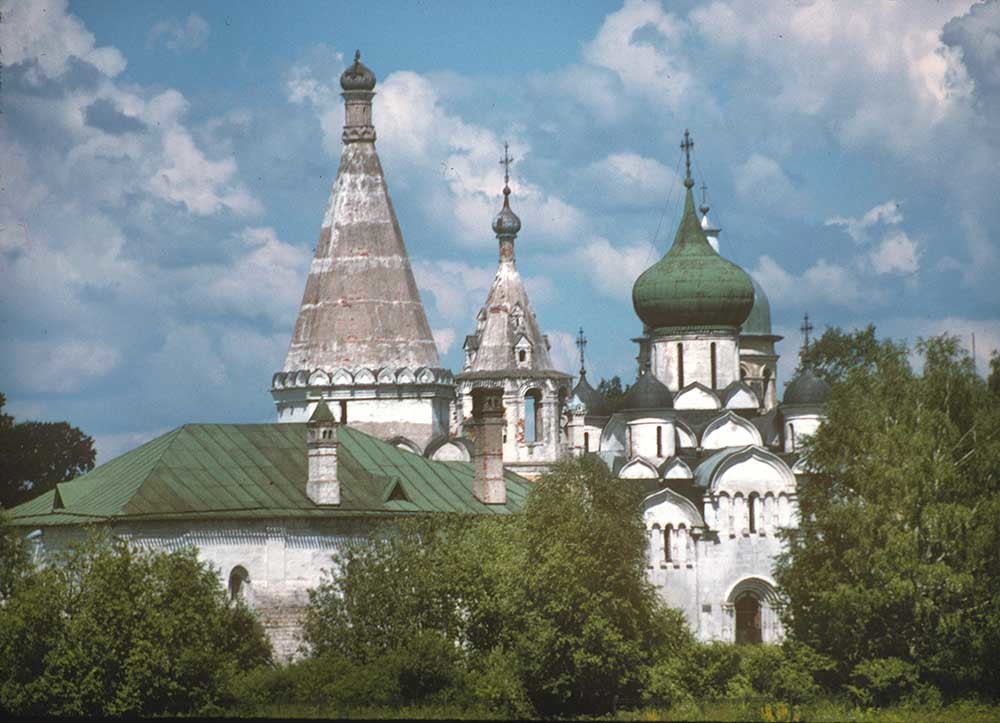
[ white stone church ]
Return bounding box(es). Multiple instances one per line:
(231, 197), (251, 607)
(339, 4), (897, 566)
(12, 54), (831, 657)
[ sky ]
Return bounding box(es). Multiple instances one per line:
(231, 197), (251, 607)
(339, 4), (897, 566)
(2, 0), (999, 464)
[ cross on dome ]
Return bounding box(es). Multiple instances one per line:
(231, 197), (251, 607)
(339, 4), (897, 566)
(576, 327), (588, 376)
(680, 129), (694, 188)
(499, 142), (514, 190)
(800, 313), (814, 355)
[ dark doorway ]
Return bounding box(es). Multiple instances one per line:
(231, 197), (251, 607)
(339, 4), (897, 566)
(735, 592), (762, 644)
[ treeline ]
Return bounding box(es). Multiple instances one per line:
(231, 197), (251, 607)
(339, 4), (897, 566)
(1, 331), (999, 719)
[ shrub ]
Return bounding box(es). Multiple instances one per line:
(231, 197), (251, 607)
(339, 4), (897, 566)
(846, 658), (921, 708)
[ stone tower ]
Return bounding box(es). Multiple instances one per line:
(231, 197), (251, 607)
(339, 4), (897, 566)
(271, 52), (454, 449)
(455, 146), (572, 478)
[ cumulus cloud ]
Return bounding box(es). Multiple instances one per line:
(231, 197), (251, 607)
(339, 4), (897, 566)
(575, 237), (658, 298)
(826, 200), (903, 243)
(0, 0), (126, 82)
(870, 231), (921, 275)
(751, 255), (874, 311)
(11, 340), (120, 393)
(412, 260), (496, 323)
(432, 328), (456, 355)
(732, 154), (804, 214)
(546, 330), (581, 376)
(580, 152), (680, 208)
(148, 13), (210, 52)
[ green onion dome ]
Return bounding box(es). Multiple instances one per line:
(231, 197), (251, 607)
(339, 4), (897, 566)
(741, 276), (773, 336)
(632, 181), (754, 332)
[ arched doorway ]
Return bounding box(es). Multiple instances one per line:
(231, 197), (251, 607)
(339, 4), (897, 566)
(734, 592), (762, 644)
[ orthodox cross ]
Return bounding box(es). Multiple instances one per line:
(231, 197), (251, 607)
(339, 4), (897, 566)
(700, 182), (709, 206)
(680, 129), (694, 182)
(499, 142), (514, 187)
(800, 313), (814, 355)
(576, 327), (588, 376)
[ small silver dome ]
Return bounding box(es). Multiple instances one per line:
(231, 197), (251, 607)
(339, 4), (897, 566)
(340, 50), (376, 91)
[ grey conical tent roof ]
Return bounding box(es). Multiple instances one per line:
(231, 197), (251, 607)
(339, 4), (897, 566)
(283, 65), (439, 373)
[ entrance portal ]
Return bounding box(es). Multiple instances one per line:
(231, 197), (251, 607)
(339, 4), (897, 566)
(734, 592), (762, 644)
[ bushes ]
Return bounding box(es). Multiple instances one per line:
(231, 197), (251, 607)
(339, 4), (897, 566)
(0, 532), (271, 717)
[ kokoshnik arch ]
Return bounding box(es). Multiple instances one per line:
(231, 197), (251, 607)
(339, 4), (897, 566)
(11, 54), (831, 659)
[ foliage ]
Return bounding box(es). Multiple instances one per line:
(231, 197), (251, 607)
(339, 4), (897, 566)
(989, 350), (1000, 398)
(304, 455), (675, 717)
(0, 532), (271, 717)
(776, 333), (1000, 699)
(796, 325), (907, 386)
(0, 511), (31, 600)
(0, 392), (96, 509)
(597, 375), (631, 413)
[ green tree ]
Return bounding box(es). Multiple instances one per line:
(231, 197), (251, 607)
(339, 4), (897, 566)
(597, 376), (631, 413)
(796, 324), (907, 386)
(304, 455), (675, 716)
(0, 511), (31, 601)
(0, 533), (272, 717)
(0, 393), (96, 509)
(775, 333), (1000, 699)
(989, 350), (1000, 397)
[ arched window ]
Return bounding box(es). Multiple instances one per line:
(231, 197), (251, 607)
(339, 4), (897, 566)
(524, 389), (543, 443)
(663, 525), (673, 562)
(518, 349), (526, 362)
(735, 592), (762, 644)
(789, 423), (796, 451)
(229, 566), (251, 604)
(710, 342), (718, 389)
(583, 431), (590, 453)
(763, 367), (772, 399)
(677, 343), (685, 388)
(656, 426), (663, 457)
(748, 494), (758, 534)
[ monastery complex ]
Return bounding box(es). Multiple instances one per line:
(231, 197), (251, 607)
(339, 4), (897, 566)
(12, 54), (832, 659)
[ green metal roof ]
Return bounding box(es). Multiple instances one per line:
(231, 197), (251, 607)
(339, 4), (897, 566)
(632, 183), (754, 332)
(11, 424), (530, 527)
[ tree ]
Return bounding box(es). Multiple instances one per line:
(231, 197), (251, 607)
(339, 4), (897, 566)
(303, 455), (677, 716)
(796, 324), (907, 386)
(775, 333), (1000, 699)
(989, 350), (1000, 398)
(597, 376), (631, 413)
(0, 393), (96, 509)
(0, 533), (272, 717)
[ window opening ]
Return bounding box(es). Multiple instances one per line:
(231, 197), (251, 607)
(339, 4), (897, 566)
(735, 592), (763, 644)
(789, 423), (796, 451)
(656, 426), (663, 457)
(518, 349), (526, 362)
(748, 495), (757, 533)
(339, 400), (348, 424)
(663, 525), (672, 562)
(710, 342), (718, 389)
(524, 390), (542, 443)
(583, 431), (590, 453)
(677, 343), (685, 387)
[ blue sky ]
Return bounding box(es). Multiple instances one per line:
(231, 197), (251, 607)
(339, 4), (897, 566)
(2, 0), (999, 463)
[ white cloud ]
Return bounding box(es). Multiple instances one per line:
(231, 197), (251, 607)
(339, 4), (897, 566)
(149, 13), (210, 52)
(751, 255), (873, 310)
(546, 330), (580, 376)
(870, 231), (920, 275)
(412, 260), (495, 324)
(826, 200), (903, 243)
(432, 328), (456, 355)
(581, 152), (679, 208)
(583, 0), (694, 111)
(575, 237), (658, 298)
(732, 154), (802, 213)
(11, 340), (120, 393)
(0, 0), (126, 82)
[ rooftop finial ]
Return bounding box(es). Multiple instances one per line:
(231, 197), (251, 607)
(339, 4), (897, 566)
(576, 327), (588, 377)
(680, 129), (694, 188)
(354, 49), (361, 64)
(499, 142), (514, 204)
(700, 181), (710, 215)
(800, 312), (814, 357)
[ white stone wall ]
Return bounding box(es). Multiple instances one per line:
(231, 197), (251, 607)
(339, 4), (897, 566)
(651, 333), (740, 392)
(783, 409), (823, 452)
(627, 417), (675, 461)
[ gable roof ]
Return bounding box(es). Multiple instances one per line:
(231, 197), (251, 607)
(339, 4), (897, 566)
(11, 424), (530, 527)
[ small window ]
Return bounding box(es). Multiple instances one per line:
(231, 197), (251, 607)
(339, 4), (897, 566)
(749, 494), (758, 533)
(583, 431), (590, 453)
(677, 343), (685, 388)
(524, 389), (543, 443)
(789, 423), (796, 451)
(339, 400), (348, 424)
(518, 349), (526, 362)
(710, 342), (717, 389)
(664, 525), (672, 562)
(656, 426), (663, 457)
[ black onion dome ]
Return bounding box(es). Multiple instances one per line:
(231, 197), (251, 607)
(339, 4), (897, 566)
(783, 367), (832, 406)
(340, 50), (376, 91)
(571, 372), (610, 416)
(623, 373), (674, 411)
